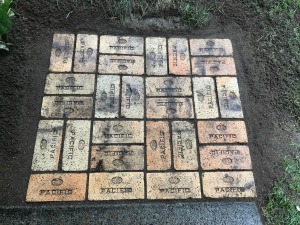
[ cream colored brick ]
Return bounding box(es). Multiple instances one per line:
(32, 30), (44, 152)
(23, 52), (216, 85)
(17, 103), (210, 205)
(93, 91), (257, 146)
(190, 39), (233, 56)
(146, 37), (167, 75)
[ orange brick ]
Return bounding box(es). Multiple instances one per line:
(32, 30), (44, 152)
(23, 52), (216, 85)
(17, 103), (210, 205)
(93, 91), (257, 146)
(216, 77), (243, 118)
(90, 145), (144, 171)
(73, 34), (98, 72)
(172, 121), (198, 170)
(98, 55), (144, 75)
(190, 39), (233, 56)
(146, 98), (194, 119)
(147, 172), (201, 199)
(168, 38), (191, 75)
(200, 145), (252, 170)
(198, 121), (248, 144)
(202, 171), (256, 198)
(26, 173), (87, 202)
(88, 172), (144, 200)
(49, 33), (75, 72)
(191, 57), (236, 76)
(146, 121), (171, 170)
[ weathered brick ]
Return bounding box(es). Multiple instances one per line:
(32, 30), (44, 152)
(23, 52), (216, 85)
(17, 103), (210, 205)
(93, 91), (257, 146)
(90, 145), (144, 171)
(191, 57), (236, 76)
(200, 145), (252, 170)
(168, 38), (191, 75)
(73, 34), (98, 72)
(26, 173), (87, 202)
(99, 35), (144, 55)
(202, 171), (256, 198)
(198, 121), (248, 143)
(190, 39), (233, 56)
(88, 172), (144, 200)
(146, 37), (167, 75)
(49, 33), (75, 72)
(147, 172), (201, 199)
(172, 121), (198, 170)
(146, 121), (171, 170)
(216, 77), (243, 118)
(193, 77), (219, 119)
(146, 77), (192, 97)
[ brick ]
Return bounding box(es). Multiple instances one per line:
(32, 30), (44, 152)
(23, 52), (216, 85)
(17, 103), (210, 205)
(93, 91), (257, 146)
(98, 55), (144, 75)
(62, 120), (91, 171)
(193, 77), (219, 119)
(26, 173), (87, 202)
(190, 39), (233, 56)
(90, 145), (144, 171)
(93, 120), (144, 144)
(146, 37), (167, 75)
(168, 38), (191, 75)
(200, 145), (252, 170)
(146, 121), (171, 170)
(191, 57), (236, 76)
(147, 172), (201, 199)
(99, 35), (144, 55)
(146, 77), (192, 97)
(44, 73), (95, 95)
(198, 121), (248, 144)
(121, 76), (144, 118)
(95, 75), (120, 118)
(172, 121), (198, 170)
(49, 33), (75, 72)
(146, 98), (194, 119)
(202, 171), (256, 198)
(88, 172), (144, 200)
(41, 96), (93, 118)
(31, 120), (64, 171)
(216, 77), (243, 118)
(73, 34), (98, 72)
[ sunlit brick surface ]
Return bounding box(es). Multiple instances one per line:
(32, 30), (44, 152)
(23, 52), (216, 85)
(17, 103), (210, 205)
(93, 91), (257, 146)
(27, 34), (256, 202)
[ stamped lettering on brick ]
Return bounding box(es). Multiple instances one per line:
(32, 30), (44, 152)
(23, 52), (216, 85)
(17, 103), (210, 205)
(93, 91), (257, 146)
(62, 120), (91, 171)
(216, 77), (243, 118)
(190, 39), (233, 56)
(193, 77), (219, 119)
(172, 121), (198, 170)
(146, 37), (167, 75)
(202, 171), (256, 198)
(147, 172), (201, 199)
(168, 38), (191, 75)
(100, 35), (144, 55)
(121, 76), (144, 118)
(95, 75), (120, 118)
(98, 55), (144, 75)
(146, 98), (194, 119)
(31, 120), (64, 171)
(146, 121), (171, 170)
(200, 145), (252, 170)
(198, 121), (248, 144)
(91, 145), (144, 171)
(44, 74), (95, 95)
(41, 96), (93, 118)
(26, 173), (87, 202)
(146, 77), (192, 97)
(192, 57), (236, 76)
(74, 34), (98, 72)
(88, 172), (144, 200)
(49, 33), (75, 72)
(93, 121), (144, 144)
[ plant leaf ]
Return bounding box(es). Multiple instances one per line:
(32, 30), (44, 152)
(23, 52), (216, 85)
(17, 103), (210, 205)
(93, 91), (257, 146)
(0, 0), (12, 13)
(0, 8), (12, 35)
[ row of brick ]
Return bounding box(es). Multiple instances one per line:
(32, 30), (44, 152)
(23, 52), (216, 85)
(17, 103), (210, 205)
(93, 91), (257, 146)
(26, 171), (256, 202)
(32, 120), (250, 172)
(49, 34), (236, 76)
(42, 74), (243, 119)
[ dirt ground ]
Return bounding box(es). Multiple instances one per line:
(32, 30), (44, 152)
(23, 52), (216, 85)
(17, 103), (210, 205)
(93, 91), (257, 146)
(0, 0), (293, 216)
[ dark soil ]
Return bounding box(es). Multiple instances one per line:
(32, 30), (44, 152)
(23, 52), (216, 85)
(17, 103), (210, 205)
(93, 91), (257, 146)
(0, 0), (292, 217)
